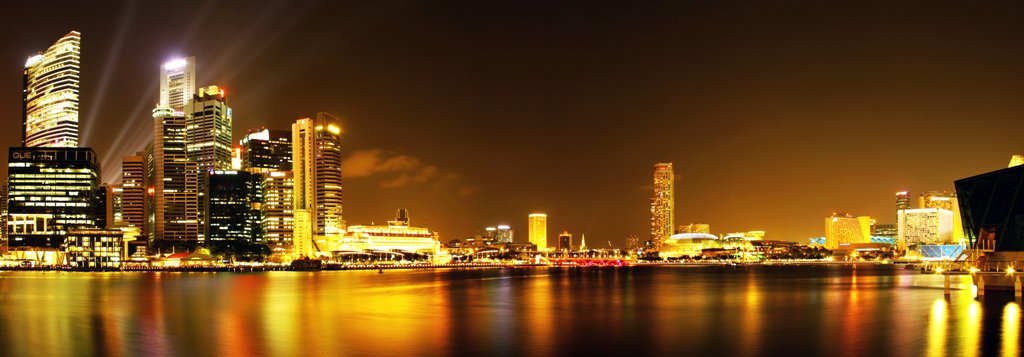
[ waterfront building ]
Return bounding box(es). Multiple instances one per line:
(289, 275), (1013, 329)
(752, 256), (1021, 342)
(528, 213), (547, 251)
(918, 191), (963, 241)
(292, 113), (344, 258)
(495, 225), (513, 243)
(120, 153), (147, 234)
(7, 148), (102, 249)
(650, 162), (674, 251)
(824, 212), (871, 250)
(677, 223), (710, 234)
(337, 209), (442, 254)
(724, 231), (766, 241)
(240, 128), (291, 173)
(871, 223), (897, 238)
(64, 229), (124, 269)
(205, 170), (262, 242)
(660, 233), (753, 259)
(1, 182), (7, 253)
(159, 57), (196, 113)
(262, 171), (294, 256)
(557, 231), (573, 251)
(152, 107), (200, 243)
(23, 31), (81, 148)
(897, 208), (954, 251)
(186, 85), (233, 171)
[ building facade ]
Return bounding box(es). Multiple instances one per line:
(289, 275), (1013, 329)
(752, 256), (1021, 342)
(152, 107), (200, 243)
(120, 153), (147, 234)
(186, 85), (232, 171)
(205, 170), (262, 242)
(262, 171), (294, 256)
(650, 162), (674, 251)
(64, 229), (124, 269)
(824, 212), (871, 250)
(292, 113), (344, 257)
(557, 231), (573, 251)
(23, 31), (81, 148)
(159, 57), (196, 113)
(240, 128), (292, 173)
(528, 213), (547, 251)
(7, 148), (101, 249)
(897, 208), (954, 251)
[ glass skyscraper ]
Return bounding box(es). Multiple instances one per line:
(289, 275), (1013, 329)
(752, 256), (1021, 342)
(23, 31), (81, 148)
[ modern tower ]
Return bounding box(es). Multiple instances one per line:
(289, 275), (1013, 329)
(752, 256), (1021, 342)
(186, 85), (233, 171)
(152, 107), (200, 243)
(824, 212), (872, 250)
(7, 148), (101, 249)
(159, 56), (196, 113)
(23, 31), (81, 148)
(557, 231), (573, 252)
(240, 128), (292, 173)
(650, 163), (674, 251)
(205, 170), (262, 242)
(528, 213), (547, 251)
(292, 113), (344, 258)
(262, 171), (294, 256)
(896, 191), (911, 210)
(120, 153), (147, 234)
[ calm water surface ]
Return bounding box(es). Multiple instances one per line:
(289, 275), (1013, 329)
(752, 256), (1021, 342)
(0, 265), (1020, 356)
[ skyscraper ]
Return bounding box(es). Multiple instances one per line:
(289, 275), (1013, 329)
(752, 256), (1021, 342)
(152, 107), (200, 244)
(895, 191), (911, 210)
(159, 57), (196, 113)
(240, 128), (292, 173)
(186, 85), (233, 171)
(824, 212), (872, 250)
(262, 171), (294, 256)
(897, 208), (954, 251)
(557, 231), (573, 251)
(7, 148), (101, 249)
(23, 31), (81, 148)
(528, 213), (547, 251)
(205, 170), (262, 242)
(120, 153), (147, 234)
(292, 113), (344, 258)
(650, 162), (674, 251)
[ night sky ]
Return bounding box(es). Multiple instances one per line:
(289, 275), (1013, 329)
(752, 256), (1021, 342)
(2, 1), (1023, 246)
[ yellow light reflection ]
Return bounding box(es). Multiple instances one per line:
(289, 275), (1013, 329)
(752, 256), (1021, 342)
(960, 301), (980, 357)
(926, 299), (947, 357)
(1003, 303), (1020, 357)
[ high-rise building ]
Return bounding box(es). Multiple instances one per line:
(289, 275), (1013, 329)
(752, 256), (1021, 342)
(152, 107), (200, 243)
(95, 184), (110, 229)
(7, 148), (101, 249)
(120, 153), (147, 234)
(205, 170), (262, 242)
(528, 213), (547, 251)
(897, 208), (954, 251)
(495, 225), (513, 243)
(824, 212), (871, 250)
(23, 31), (81, 148)
(240, 128), (292, 173)
(677, 223), (710, 234)
(557, 231), (573, 251)
(262, 171), (294, 256)
(159, 57), (196, 113)
(186, 85), (232, 171)
(896, 191), (911, 210)
(110, 184), (123, 227)
(292, 113), (344, 257)
(650, 163), (674, 251)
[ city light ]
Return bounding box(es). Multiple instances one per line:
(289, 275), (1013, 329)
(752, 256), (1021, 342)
(163, 58), (187, 69)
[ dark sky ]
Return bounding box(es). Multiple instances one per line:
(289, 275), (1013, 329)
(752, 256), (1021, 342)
(2, 1), (1023, 246)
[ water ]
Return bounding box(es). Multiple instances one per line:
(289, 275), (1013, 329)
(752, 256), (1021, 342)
(0, 265), (1020, 356)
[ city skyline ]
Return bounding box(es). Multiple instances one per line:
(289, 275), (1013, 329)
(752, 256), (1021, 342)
(2, 1), (1024, 246)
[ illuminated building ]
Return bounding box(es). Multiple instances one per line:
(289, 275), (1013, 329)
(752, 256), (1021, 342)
(95, 184), (110, 229)
(918, 191), (963, 241)
(660, 233), (753, 259)
(23, 31), (80, 148)
(557, 231), (573, 251)
(159, 56), (195, 113)
(205, 170), (262, 242)
(824, 212), (871, 250)
(120, 153), (147, 235)
(650, 162), (674, 251)
(1009, 154), (1024, 168)
(262, 171), (294, 256)
(152, 107), (200, 243)
(186, 85), (233, 171)
(897, 208), (953, 251)
(579, 234), (587, 251)
(337, 209), (442, 253)
(64, 229), (124, 269)
(677, 223), (710, 234)
(1, 182), (7, 253)
(292, 113), (344, 257)
(496, 225), (513, 243)
(724, 231), (766, 241)
(896, 191), (911, 210)
(109, 184), (122, 227)
(528, 213), (547, 251)
(871, 223), (897, 238)
(240, 128), (291, 173)
(7, 148), (102, 249)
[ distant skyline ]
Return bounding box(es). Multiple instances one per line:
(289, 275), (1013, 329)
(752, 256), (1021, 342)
(2, 1), (1023, 246)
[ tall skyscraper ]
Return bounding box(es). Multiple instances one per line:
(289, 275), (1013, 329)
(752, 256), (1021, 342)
(152, 107), (200, 243)
(824, 212), (872, 250)
(557, 231), (573, 251)
(186, 85), (232, 171)
(292, 113), (344, 258)
(240, 128), (292, 173)
(896, 191), (911, 210)
(120, 153), (147, 234)
(205, 170), (262, 242)
(650, 162), (674, 251)
(23, 31), (81, 148)
(262, 171), (294, 256)
(7, 148), (101, 249)
(495, 225), (513, 243)
(159, 57), (196, 113)
(528, 213), (547, 251)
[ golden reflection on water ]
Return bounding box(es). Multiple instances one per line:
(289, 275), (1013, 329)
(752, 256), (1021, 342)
(1004, 303), (1020, 357)
(926, 299), (947, 357)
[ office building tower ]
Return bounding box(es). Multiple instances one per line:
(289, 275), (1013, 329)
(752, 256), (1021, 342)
(205, 170), (262, 242)
(23, 31), (81, 148)
(152, 107), (200, 243)
(120, 153), (147, 234)
(871, 223), (898, 239)
(896, 191), (911, 210)
(557, 231), (573, 251)
(262, 171), (294, 255)
(824, 212), (871, 250)
(495, 225), (513, 243)
(897, 208), (954, 251)
(650, 162), (674, 251)
(292, 113), (344, 257)
(7, 148), (101, 249)
(110, 184), (123, 227)
(159, 56), (196, 113)
(528, 213), (547, 251)
(1, 181), (7, 253)
(240, 128), (292, 173)
(94, 184), (110, 229)
(186, 85), (232, 171)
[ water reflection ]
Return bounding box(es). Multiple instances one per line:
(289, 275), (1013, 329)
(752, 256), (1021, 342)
(0, 267), (1021, 356)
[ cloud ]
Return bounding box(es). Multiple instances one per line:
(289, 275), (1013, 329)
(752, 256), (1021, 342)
(343, 149), (462, 190)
